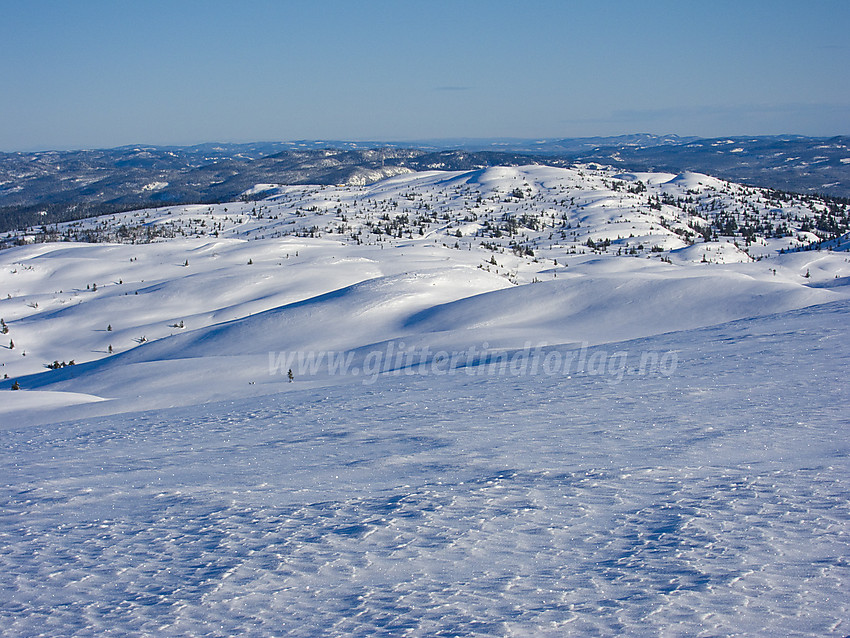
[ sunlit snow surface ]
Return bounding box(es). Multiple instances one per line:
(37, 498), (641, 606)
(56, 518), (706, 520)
(2, 301), (848, 636)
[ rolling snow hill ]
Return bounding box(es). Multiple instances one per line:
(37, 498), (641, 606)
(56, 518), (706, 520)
(2, 163), (848, 422)
(2, 135), (849, 233)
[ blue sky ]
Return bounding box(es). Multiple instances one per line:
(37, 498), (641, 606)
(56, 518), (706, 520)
(1, 0), (848, 151)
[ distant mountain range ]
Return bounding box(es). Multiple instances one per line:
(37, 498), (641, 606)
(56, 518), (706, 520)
(1, 134), (847, 232)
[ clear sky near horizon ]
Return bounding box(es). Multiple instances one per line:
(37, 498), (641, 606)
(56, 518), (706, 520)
(1, 0), (848, 151)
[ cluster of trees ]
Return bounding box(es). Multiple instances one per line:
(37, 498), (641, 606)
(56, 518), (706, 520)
(47, 360), (75, 370)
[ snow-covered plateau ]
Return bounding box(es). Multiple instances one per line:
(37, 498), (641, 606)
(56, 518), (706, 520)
(1, 165), (848, 635)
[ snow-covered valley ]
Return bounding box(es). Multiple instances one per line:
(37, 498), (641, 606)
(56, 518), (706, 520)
(1, 165), (849, 635)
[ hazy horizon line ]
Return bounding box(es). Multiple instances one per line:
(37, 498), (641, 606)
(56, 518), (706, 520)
(4, 132), (847, 155)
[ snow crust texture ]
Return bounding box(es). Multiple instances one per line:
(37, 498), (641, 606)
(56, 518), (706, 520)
(2, 301), (849, 636)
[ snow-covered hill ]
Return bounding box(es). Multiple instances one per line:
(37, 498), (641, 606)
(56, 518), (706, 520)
(3, 135), (848, 235)
(2, 298), (849, 636)
(1, 165), (847, 419)
(1, 165), (849, 635)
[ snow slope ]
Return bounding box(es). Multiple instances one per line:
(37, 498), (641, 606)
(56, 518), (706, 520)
(1, 240), (844, 424)
(0, 165), (849, 635)
(1, 300), (848, 636)
(2, 165), (848, 421)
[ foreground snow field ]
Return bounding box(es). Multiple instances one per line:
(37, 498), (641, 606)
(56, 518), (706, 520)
(1, 166), (848, 635)
(2, 300), (849, 636)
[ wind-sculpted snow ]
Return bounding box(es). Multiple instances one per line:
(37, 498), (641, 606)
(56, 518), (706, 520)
(1, 301), (848, 635)
(3, 256), (843, 425)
